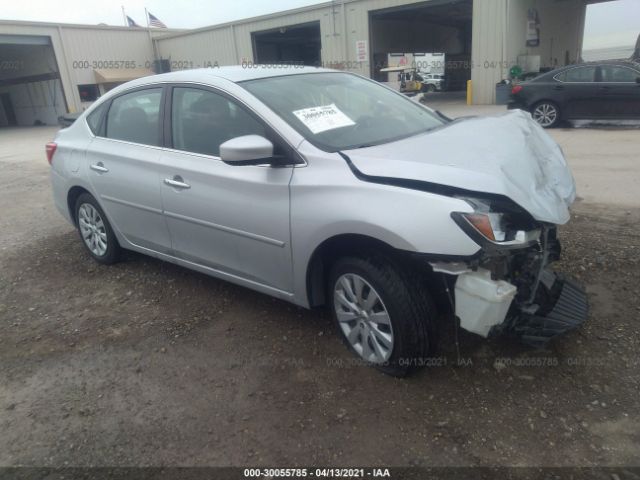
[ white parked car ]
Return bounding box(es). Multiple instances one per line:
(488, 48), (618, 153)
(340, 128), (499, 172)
(48, 66), (587, 376)
(418, 72), (445, 92)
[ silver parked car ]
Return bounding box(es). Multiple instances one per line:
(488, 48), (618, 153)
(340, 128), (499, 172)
(48, 67), (587, 375)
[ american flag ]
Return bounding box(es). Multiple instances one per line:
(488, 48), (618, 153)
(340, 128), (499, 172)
(147, 12), (167, 28)
(126, 15), (139, 27)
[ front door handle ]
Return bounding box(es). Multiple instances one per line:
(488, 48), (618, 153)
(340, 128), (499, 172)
(164, 176), (191, 189)
(90, 162), (109, 173)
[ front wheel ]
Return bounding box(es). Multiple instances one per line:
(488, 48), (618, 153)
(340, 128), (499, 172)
(75, 193), (121, 264)
(328, 254), (436, 376)
(531, 101), (561, 128)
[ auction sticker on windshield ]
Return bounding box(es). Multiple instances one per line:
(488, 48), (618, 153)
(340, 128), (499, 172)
(292, 104), (356, 134)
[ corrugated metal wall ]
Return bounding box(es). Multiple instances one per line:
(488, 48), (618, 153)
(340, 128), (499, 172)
(0, 0), (597, 112)
(154, 0), (515, 102)
(155, 27), (238, 67)
(0, 22), (76, 111)
(505, 0), (586, 69)
(155, 4), (352, 71)
(155, 0), (435, 78)
(0, 22), (184, 112)
(60, 28), (155, 86)
(472, 0), (588, 105)
(471, 0), (507, 104)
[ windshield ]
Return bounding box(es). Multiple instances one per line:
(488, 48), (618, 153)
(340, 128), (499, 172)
(241, 72), (445, 151)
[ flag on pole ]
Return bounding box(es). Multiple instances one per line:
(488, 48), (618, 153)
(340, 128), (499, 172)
(147, 12), (167, 28)
(126, 15), (139, 27)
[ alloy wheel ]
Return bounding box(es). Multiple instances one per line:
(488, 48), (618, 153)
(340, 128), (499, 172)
(78, 203), (108, 257)
(533, 103), (558, 127)
(333, 273), (394, 364)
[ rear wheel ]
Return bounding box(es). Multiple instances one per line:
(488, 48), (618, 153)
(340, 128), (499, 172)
(75, 193), (121, 264)
(328, 254), (436, 376)
(531, 101), (561, 128)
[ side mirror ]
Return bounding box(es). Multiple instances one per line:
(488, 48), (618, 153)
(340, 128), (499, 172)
(636, 77), (640, 84)
(220, 135), (274, 166)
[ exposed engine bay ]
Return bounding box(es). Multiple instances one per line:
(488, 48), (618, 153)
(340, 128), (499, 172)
(432, 226), (588, 346)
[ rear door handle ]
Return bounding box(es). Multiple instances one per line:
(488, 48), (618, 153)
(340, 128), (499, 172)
(553, 86), (564, 91)
(90, 162), (109, 173)
(164, 176), (191, 189)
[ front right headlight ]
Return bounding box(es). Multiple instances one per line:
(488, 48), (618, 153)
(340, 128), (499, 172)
(458, 212), (508, 242)
(452, 197), (541, 249)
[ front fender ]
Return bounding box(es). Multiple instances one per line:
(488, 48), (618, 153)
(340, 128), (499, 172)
(288, 148), (481, 307)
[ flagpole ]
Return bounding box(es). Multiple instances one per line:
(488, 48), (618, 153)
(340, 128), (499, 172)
(121, 6), (127, 27)
(144, 7), (159, 70)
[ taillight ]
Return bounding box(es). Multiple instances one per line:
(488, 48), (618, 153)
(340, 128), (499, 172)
(45, 142), (57, 165)
(511, 85), (523, 95)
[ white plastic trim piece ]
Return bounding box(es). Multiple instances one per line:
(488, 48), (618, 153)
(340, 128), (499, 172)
(430, 261), (471, 275)
(455, 268), (517, 337)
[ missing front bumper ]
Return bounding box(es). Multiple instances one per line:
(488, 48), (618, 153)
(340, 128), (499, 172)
(508, 274), (589, 347)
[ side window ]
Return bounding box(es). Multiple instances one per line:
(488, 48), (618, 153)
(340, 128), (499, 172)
(86, 101), (109, 135)
(563, 66), (596, 83)
(171, 87), (266, 157)
(600, 65), (639, 83)
(105, 89), (162, 146)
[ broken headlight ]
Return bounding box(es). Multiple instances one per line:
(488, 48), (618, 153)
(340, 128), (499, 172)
(452, 197), (541, 248)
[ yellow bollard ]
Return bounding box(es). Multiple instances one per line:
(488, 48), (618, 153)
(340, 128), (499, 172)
(466, 80), (472, 106)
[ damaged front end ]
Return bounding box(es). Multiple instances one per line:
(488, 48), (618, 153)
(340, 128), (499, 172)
(433, 197), (588, 347)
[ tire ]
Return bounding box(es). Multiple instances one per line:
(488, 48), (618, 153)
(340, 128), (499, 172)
(328, 253), (437, 376)
(531, 101), (561, 128)
(422, 84), (436, 93)
(74, 192), (121, 265)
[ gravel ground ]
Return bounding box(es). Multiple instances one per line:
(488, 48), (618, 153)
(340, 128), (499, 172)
(0, 126), (638, 467)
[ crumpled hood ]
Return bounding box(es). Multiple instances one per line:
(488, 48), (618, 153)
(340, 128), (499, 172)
(343, 110), (576, 224)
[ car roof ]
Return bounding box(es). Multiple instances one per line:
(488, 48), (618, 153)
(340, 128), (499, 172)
(95, 65), (341, 101)
(581, 59), (638, 68)
(530, 59), (639, 82)
(134, 65), (337, 86)
(553, 59), (639, 73)
(83, 65), (346, 115)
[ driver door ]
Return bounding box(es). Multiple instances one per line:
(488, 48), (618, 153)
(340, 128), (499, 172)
(158, 85), (295, 293)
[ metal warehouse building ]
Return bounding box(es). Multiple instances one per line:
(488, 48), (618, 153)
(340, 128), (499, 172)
(0, 0), (613, 126)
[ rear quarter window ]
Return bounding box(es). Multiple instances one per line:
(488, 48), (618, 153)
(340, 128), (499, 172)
(86, 102), (109, 135)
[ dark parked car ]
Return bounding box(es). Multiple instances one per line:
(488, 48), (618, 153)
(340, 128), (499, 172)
(508, 60), (640, 127)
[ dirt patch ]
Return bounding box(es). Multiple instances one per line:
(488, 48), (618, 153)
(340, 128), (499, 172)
(0, 127), (638, 467)
(0, 204), (639, 467)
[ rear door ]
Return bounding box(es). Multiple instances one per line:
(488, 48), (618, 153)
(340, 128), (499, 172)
(556, 66), (600, 119)
(597, 64), (640, 118)
(158, 85), (295, 293)
(86, 87), (172, 253)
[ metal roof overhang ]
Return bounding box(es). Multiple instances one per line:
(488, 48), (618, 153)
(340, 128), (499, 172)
(94, 68), (153, 84)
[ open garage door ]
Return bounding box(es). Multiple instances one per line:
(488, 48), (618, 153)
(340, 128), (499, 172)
(0, 35), (66, 127)
(252, 21), (321, 66)
(370, 0), (472, 92)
